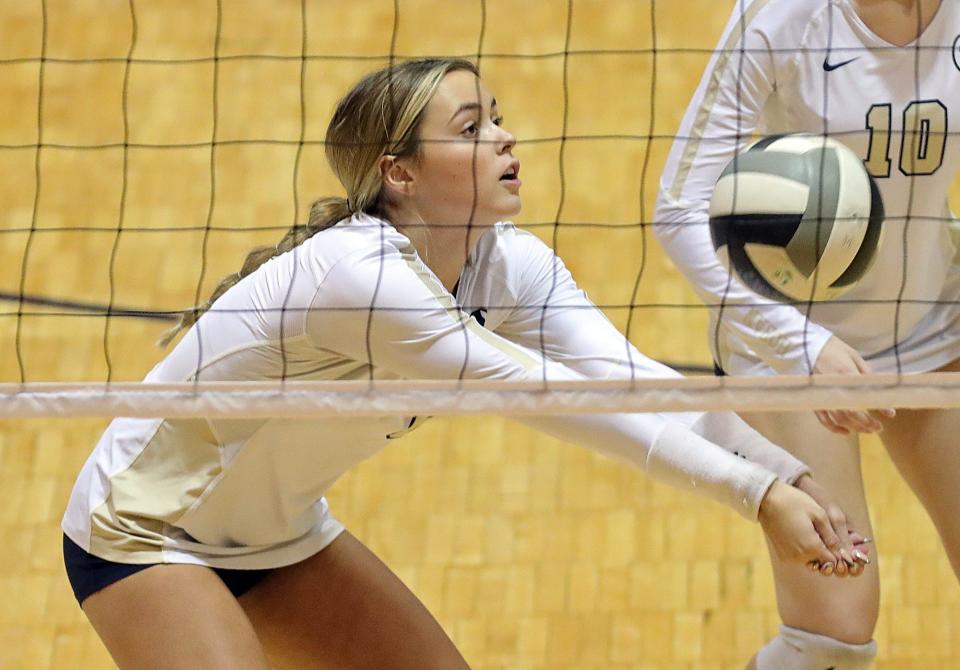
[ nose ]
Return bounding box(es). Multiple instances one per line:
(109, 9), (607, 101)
(496, 124), (516, 154)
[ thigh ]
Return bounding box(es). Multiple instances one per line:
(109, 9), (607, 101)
(878, 357), (960, 579)
(741, 410), (879, 644)
(82, 564), (270, 670)
(239, 531), (470, 670)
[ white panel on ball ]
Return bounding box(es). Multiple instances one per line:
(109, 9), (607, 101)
(710, 173), (809, 217)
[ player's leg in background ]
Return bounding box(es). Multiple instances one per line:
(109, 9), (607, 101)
(740, 410), (879, 670)
(239, 530), (471, 670)
(81, 564), (271, 670)
(876, 356), (960, 581)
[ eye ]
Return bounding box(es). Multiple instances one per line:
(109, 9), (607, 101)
(493, 116), (504, 126)
(462, 122), (479, 137)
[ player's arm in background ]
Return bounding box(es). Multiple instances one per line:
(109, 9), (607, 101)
(304, 244), (849, 569)
(653, 3), (833, 376)
(654, 2), (893, 435)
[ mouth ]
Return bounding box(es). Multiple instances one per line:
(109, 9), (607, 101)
(499, 160), (521, 185)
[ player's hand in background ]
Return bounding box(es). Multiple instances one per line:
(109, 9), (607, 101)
(813, 335), (896, 434)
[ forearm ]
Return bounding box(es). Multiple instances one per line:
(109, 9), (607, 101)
(520, 411), (778, 521)
(654, 194), (834, 375)
(686, 411), (810, 484)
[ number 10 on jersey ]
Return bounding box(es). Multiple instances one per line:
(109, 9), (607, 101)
(865, 100), (947, 177)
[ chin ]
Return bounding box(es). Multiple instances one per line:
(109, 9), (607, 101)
(468, 196), (521, 226)
(500, 197), (523, 219)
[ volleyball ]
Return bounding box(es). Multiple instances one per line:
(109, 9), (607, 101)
(708, 134), (884, 302)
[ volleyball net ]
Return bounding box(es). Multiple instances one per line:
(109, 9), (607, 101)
(1, 0), (957, 418)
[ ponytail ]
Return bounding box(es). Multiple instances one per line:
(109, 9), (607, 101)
(157, 197), (352, 347)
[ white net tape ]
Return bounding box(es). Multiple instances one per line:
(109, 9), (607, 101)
(3, 373), (958, 418)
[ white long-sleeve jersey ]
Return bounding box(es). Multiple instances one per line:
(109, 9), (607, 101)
(63, 214), (808, 568)
(656, 0), (960, 375)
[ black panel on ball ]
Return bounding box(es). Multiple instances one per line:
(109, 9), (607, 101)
(747, 133), (792, 152)
(710, 212), (804, 301)
(709, 213), (803, 250)
(722, 235), (790, 301)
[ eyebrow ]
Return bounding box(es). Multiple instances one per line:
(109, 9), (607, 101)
(448, 97), (497, 123)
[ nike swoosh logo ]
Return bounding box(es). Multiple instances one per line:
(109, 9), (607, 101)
(823, 56), (859, 71)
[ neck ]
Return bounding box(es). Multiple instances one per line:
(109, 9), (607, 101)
(853, 0), (942, 45)
(389, 209), (489, 292)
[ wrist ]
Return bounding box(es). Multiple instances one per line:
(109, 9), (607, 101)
(757, 478), (783, 524)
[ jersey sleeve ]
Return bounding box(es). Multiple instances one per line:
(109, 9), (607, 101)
(305, 243), (778, 520)
(654, 1), (833, 375)
(494, 229), (810, 486)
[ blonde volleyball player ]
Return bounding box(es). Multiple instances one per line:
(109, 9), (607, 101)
(656, 0), (959, 667)
(64, 58), (864, 670)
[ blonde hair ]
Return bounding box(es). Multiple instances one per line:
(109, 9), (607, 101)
(159, 57), (480, 346)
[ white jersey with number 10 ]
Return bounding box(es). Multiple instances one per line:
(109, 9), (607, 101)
(657, 0), (960, 375)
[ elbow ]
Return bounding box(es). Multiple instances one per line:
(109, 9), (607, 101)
(651, 189), (689, 244)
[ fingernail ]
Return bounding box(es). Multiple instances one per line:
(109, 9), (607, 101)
(859, 537), (873, 544)
(808, 562), (820, 573)
(821, 563), (834, 576)
(854, 550), (871, 564)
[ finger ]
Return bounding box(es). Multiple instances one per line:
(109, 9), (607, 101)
(807, 560), (821, 573)
(828, 410), (867, 434)
(815, 410), (849, 435)
(837, 410), (883, 433)
(815, 410), (845, 434)
(860, 410), (885, 432)
(826, 509), (856, 573)
(868, 408), (894, 427)
(834, 409), (880, 434)
(850, 350), (873, 375)
(811, 511), (843, 560)
(847, 410), (881, 434)
(828, 508), (852, 551)
(850, 538), (872, 557)
(819, 560), (835, 576)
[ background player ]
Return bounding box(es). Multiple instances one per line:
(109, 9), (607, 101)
(656, 0), (958, 667)
(63, 58), (864, 669)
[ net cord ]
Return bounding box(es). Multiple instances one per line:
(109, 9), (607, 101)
(1, 373), (956, 418)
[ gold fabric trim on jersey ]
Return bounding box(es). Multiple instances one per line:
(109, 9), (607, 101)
(400, 247), (541, 372)
(668, 0), (772, 200)
(89, 418), (223, 562)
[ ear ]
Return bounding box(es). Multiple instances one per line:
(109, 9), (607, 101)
(378, 154), (416, 199)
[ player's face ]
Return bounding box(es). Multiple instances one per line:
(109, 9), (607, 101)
(405, 70), (521, 228)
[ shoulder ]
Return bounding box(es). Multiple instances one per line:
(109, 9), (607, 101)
(479, 222), (554, 258)
(302, 214), (417, 299)
(731, 0), (831, 45)
(300, 214), (412, 275)
(473, 222), (557, 278)
(744, 0), (830, 29)
(303, 213), (409, 260)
